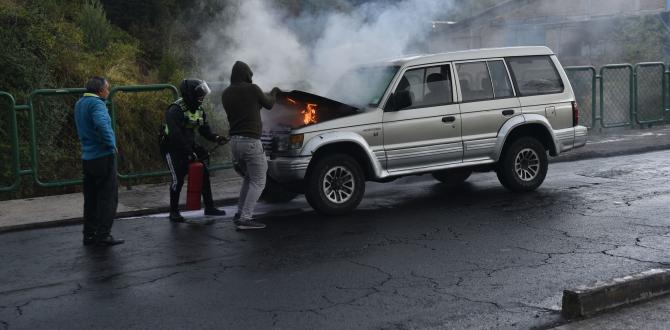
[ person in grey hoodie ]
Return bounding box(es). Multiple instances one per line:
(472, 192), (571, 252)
(221, 61), (280, 230)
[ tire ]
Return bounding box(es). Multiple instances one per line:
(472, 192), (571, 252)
(432, 169), (472, 186)
(261, 177), (299, 203)
(496, 137), (548, 192)
(305, 154), (365, 215)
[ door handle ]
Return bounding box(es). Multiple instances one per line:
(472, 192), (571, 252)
(502, 109), (515, 116)
(442, 116), (456, 123)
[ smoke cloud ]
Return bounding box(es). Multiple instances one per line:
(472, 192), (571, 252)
(196, 0), (454, 96)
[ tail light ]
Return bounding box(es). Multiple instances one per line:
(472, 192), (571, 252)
(572, 101), (579, 127)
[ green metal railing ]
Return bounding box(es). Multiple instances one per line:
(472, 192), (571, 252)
(565, 66), (598, 128)
(0, 92), (20, 192)
(634, 62), (666, 125)
(566, 63), (670, 129)
(28, 88), (87, 187)
(599, 64), (635, 128)
(0, 83), (232, 193)
(109, 84), (179, 180)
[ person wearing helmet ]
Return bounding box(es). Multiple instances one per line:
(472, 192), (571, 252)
(221, 61), (280, 230)
(160, 79), (228, 222)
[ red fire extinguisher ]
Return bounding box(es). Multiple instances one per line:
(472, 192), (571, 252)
(186, 161), (204, 210)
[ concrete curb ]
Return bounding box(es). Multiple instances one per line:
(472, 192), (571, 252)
(0, 197), (239, 234)
(551, 144), (670, 163)
(561, 269), (670, 319)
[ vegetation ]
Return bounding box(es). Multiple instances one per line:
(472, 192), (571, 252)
(0, 0), (186, 199)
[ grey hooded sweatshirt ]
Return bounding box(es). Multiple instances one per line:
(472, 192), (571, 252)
(221, 61), (278, 139)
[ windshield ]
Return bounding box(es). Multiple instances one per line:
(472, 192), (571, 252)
(327, 65), (400, 107)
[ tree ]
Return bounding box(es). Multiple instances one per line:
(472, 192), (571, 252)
(78, 0), (112, 52)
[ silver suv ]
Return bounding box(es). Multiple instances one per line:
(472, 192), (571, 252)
(261, 46), (587, 215)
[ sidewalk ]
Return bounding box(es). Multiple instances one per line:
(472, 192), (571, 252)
(1, 125), (670, 233)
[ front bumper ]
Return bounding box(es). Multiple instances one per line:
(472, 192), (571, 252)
(267, 156), (312, 182)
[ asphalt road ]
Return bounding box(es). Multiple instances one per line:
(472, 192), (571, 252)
(2, 150), (670, 329)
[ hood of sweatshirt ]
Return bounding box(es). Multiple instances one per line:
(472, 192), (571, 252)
(230, 61), (253, 84)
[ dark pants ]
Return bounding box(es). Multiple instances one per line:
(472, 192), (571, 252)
(82, 154), (118, 238)
(161, 146), (215, 213)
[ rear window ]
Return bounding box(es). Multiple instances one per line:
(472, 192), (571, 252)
(507, 56), (564, 96)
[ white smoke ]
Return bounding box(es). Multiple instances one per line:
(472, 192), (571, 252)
(197, 0), (454, 95)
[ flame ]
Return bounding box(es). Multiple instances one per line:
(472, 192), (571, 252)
(301, 103), (318, 125)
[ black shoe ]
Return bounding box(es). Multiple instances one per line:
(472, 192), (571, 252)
(234, 219), (266, 230)
(204, 207), (226, 216)
(83, 236), (96, 246)
(169, 212), (185, 222)
(95, 235), (125, 246)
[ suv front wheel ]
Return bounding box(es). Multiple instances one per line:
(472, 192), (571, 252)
(496, 137), (548, 192)
(305, 154), (365, 215)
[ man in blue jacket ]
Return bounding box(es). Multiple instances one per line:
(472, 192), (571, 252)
(74, 76), (124, 247)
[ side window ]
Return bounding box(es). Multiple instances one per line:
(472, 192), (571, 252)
(507, 56), (564, 96)
(456, 61), (494, 102)
(423, 65), (452, 107)
(488, 60), (514, 98)
(392, 68), (422, 111)
(393, 65), (453, 110)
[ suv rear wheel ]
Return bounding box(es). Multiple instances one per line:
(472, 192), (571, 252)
(496, 137), (548, 192)
(305, 154), (365, 215)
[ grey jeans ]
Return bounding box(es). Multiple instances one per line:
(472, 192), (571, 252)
(230, 136), (268, 220)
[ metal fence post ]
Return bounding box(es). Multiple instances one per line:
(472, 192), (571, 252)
(0, 92), (21, 192)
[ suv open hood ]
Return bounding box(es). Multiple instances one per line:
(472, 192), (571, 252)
(262, 90), (360, 131)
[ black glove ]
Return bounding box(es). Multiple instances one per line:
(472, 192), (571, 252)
(216, 135), (230, 145)
(188, 152), (198, 162)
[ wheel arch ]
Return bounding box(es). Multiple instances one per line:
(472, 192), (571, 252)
(494, 115), (558, 161)
(307, 142), (375, 181)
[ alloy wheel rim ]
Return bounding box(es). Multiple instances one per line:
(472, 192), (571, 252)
(323, 166), (355, 204)
(514, 148), (540, 182)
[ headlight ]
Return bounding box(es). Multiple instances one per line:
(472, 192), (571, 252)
(288, 134), (304, 150)
(274, 134), (303, 151)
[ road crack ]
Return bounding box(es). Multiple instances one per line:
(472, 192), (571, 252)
(114, 271), (183, 290)
(15, 283), (83, 317)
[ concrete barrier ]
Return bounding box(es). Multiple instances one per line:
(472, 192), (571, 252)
(562, 268), (670, 319)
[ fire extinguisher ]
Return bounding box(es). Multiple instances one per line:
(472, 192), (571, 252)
(186, 161), (204, 210)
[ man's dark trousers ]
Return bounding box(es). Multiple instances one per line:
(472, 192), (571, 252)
(82, 154), (118, 238)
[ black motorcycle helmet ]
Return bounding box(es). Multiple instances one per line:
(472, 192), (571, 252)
(179, 79), (211, 111)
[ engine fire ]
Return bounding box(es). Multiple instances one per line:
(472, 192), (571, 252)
(302, 103), (318, 125)
(261, 90), (360, 156)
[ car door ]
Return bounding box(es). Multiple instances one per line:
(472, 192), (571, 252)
(456, 59), (521, 162)
(382, 63), (462, 173)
